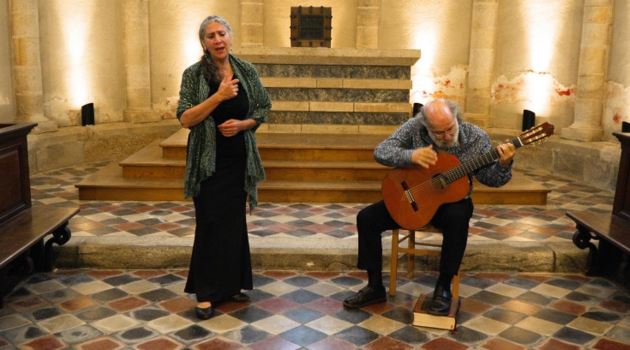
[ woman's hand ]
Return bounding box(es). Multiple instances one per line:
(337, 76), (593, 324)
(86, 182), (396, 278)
(216, 75), (239, 101)
(218, 119), (243, 137)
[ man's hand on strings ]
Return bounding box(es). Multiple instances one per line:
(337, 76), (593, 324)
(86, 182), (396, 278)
(497, 140), (516, 166)
(411, 145), (438, 169)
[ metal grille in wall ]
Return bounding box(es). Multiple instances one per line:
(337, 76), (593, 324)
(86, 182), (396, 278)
(290, 6), (332, 48)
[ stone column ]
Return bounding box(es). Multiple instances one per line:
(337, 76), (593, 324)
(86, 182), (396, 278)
(241, 0), (263, 47)
(122, 0), (159, 123)
(356, 0), (380, 49)
(562, 0), (612, 142)
(464, 0), (499, 128)
(11, 0), (57, 132)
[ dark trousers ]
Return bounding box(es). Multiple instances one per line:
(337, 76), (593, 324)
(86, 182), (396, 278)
(357, 198), (474, 276)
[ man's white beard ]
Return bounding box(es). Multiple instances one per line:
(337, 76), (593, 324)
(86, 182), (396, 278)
(429, 130), (459, 149)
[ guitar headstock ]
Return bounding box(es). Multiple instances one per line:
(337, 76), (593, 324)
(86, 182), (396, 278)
(519, 122), (555, 146)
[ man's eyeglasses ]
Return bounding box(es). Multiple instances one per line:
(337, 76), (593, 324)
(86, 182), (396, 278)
(429, 125), (458, 139)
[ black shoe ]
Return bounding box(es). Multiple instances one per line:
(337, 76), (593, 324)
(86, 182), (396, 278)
(195, 305), (214, 320)
(343, 285), (386, 309)
(227, 292), (250, 303)
(427, 285), (452, 316)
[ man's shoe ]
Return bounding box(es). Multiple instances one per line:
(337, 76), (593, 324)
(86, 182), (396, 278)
(427, 285), (452, 316)
(227, 292), (250, 303)
(343, 285), (386, 309)
(195, 305), (214, 320)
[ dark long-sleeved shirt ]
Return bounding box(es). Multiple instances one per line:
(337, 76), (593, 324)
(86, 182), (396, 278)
(374, 117), (512, 193)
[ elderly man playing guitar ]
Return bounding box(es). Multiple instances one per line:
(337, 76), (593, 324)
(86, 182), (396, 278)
(343, 98), (516, 316)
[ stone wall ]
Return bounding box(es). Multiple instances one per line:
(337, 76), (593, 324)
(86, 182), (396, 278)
(0, 0), (13, 124)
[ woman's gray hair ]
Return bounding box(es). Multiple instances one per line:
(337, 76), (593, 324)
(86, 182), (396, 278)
(198, 15), (232, 44)
(199, 16), (232, 84)
(415, 99), (463, 128)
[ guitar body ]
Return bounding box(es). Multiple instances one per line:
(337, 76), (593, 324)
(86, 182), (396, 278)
(382, 153), (470, 230)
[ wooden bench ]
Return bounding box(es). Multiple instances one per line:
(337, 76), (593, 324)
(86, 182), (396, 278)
(567, 132), (630, 288)
(0, 205), (78, 308)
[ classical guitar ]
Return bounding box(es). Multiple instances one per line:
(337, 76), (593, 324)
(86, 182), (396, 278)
(382, 122), (555, 229)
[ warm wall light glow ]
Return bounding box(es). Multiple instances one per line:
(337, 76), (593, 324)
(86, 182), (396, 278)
(182, 25), (203, 67)
(67, 27), (89, 108)
(524, 1), (562, 115)
(410, 26), (439, 105)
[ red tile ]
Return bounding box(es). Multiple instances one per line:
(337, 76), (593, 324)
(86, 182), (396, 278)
(10, 296), (47, 311)
(262, 271), (297, 280)
(366, 336), (413, 350)
(461, 298), (493, 314)
(592, 338), (630, 350)
(302, 224), (336, 233)
(112, 222), (146, 231)
(170, 206), (193, 212)
(175, 270), (189, 278)
(60, 296), (98, 312)
(517, 274), (552, 283)
(256, 297), (299, 313)
(132, 270), (168, 279)
(304, 271), (341, 280)
(560, 274), (591, 283)
(152, 223), (182, 231)
(98, 206), (122, 212)
(474, 273), (511, 282)
(87, 270), (124, 279)
(22, 335), (66, 350)
(133, 205), (156, 213)
(306, 207), (331, 214)
(0, 338), (8, 347)
(78, 336), (124, 350)
(308, 336), (356, 350)
(362, 301), (396, 314)
(347, 271), (368, 280)
(214, 300), (249, 313)
(550, 300), (587, 315)
(136, 337), (182, 350)
(501, 299), (542, 316)
(266, 223), (298, 232)
(304, 297), (343, 314)
(537, 338), (582, 350)
(422, 337), (468, 350)
(159, 296), (197, 313)
(481, 337), (525, 350)
(194, 337), (242, 350)
(468, 227), (486, 235)
(107, 296), (149, 312)
(250, 336), (301, 350)
(599, 299), (630, 314)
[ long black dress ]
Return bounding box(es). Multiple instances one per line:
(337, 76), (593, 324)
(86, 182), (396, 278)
(184, 78), (253, 303)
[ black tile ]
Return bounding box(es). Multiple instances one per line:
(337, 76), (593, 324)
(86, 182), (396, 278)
(111, 209), (139, 216)
(503, 277), (540, 290)
(128, 227), (160, 236)
(229, 305), (273, 323)
(588, 278), (615, 288)
(249, 229), (277, 237)
(284, 276), (318, 288)
(468, 291), (511, 305)
(387, 325), (431, 345)
(333, 308), (371, 324)
(329, 290), (358, 303)
(330, 276), (364, 287)
(448, 325), (488, 345)
(516, 291), (553, 306)
(334, 325), (380, 346)
(246, 289), (275, 303)
(103, 274), (142, 286)
(533, 309), (577, 325)
(381, 306), (413, 324)
(545, 278), (581, 290)
(148, 274), (185, 286)
(581, 310), (623, 323)
(324, 230), (354, 238)
(29, 307), (62, 321)
(113, 326), (158, 344)
(224, 325), (269, 344)
(55, 325), (103, 345)
(565, 291), (597, 303)
(0, 325), (48, 345)
(285, 229), (316, 238)
(285, 220), (314, 227)
(58, 275), (96, 287)
(284, 307), (325, 324)
(171, 325), (214, 345)
(91, 288), (129, 302)
(483, 308), (527, 325)
(75, 306), (117, 321)
(606, 326), (630, 345)
(498, 326), (544, 345)
(40, 289), (82, 304)
(252, 275), (276, 288)
(128, 307), (170, 321)
(553, 326), (596, 345)
(281, 290), (322, 304)
(281, 326), (327, 346)
(138, 288), (179, 302)
(412, 275), (437, 287)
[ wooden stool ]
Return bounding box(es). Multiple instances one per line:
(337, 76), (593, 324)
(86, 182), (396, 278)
(389, 227), (460, 298)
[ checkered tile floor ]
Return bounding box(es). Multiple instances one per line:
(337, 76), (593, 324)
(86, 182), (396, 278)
(29, 162), (614, 243)
(1, 270), (629, 349)
(2, 162), (626, 349)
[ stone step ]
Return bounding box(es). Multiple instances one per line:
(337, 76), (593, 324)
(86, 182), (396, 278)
(56, 235), (586, 274)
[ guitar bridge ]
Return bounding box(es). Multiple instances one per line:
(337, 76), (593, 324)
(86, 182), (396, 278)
(401, 181), (418, 212)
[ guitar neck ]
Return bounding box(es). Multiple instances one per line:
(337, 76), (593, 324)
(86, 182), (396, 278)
(441, 137), (522, 184)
